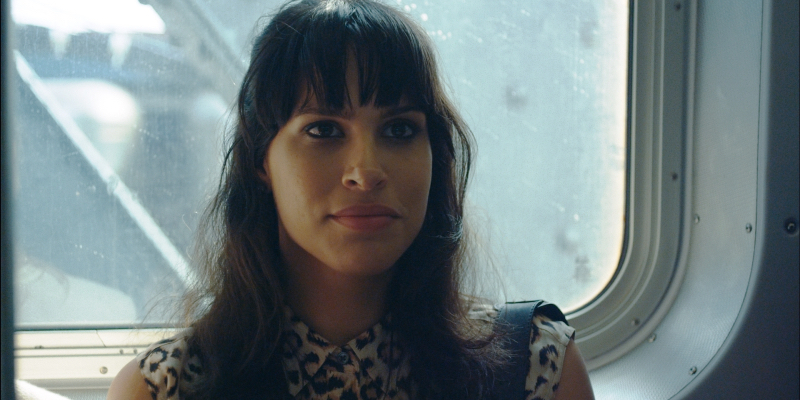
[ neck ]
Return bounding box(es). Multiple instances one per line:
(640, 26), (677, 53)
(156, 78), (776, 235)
(284, 259), (392, 346)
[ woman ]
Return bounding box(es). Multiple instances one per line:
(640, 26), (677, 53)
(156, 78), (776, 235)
(108, 0), (593, 399)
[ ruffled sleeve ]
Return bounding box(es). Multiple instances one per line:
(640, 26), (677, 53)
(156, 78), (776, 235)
(524, 313), (576, 400)
(136, 332), (203, 400)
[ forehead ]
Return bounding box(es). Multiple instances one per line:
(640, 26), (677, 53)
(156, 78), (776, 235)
(294, 89), (418, 118)
(293, 63), (418, 116)
(288, 40), (428, 117)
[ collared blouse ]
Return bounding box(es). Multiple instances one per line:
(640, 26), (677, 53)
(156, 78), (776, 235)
(136, 307), (574, 400)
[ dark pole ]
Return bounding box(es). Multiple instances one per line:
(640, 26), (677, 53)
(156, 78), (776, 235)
(1, 0), (17, 395)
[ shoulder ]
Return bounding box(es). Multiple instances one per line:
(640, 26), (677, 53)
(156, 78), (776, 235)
(553, 339), (594, 400)
(107, 358), (150, 400)
(110, 331), (203, 400)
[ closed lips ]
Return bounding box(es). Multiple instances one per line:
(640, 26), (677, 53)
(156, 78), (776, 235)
(331, 205), (400, 231)
(332, 204), (400, 218)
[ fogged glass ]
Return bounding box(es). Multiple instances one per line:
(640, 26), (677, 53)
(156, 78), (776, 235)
(421, 1), (629, 310)
(11, 0), (627, 328)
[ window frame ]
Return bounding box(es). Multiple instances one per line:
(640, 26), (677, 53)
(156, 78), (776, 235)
(9, 0), (696, 389)
(569, 0), (695, 368)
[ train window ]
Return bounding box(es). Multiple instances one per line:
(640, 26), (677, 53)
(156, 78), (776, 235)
(10, 0), (629, 331)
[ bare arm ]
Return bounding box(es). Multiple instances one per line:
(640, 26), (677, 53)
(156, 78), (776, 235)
(553, 339), (595, 400)
(106, 358), (151, 400)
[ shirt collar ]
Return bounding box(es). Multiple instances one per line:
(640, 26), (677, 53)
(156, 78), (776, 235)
(281, 308), (406, 397)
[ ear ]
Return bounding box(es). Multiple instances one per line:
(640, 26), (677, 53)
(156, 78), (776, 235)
(257, 159), (272, 191)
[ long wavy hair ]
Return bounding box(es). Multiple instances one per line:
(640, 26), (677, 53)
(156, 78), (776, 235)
(184, 1), (505, 398)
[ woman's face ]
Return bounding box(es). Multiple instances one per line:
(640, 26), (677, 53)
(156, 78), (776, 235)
(261, 69), (432, 279)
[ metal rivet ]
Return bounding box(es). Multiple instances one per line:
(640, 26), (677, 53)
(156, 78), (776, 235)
(99, 366), (108, 374)
(631, 318), (641, 326)
(671, 172), (678, 181)
(648, 333), (657, 342)
(785, 218), (798, 235)
(745, 223), (752, 233)
(689, 366), (697, 375)
(675, 2), (682, 11)
(133, 349), (138, 354)
(119, 349), (124, 354)
(694, 214), (700, 224)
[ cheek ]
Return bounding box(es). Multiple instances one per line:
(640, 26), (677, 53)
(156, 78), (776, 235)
(268, 149), (330, 215)
(266, 141), (303, 221)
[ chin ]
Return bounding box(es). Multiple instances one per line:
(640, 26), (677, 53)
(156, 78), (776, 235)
(328, 255), (398, 278)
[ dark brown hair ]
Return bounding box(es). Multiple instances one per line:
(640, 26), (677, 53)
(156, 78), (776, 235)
(184, 1), (503, 398)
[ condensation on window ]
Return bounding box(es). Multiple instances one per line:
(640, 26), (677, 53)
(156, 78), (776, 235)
(11, 0), (627, 328)
(407, 0), (629, 311)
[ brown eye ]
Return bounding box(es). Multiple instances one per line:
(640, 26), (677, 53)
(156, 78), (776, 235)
(306, 122), (343, 138)
(382, 121), (418, 139)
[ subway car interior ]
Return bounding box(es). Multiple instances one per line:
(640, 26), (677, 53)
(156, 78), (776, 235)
(1, 0), (798, 399)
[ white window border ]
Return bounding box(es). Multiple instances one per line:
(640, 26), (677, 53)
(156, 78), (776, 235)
(569, 0), (695, 369)
(15, 329), (179, 391)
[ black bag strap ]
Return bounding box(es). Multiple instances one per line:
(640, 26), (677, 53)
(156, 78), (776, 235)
(494, 300), (569, 400)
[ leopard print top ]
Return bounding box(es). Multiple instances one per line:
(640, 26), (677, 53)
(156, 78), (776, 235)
(136, 307), (574, 400)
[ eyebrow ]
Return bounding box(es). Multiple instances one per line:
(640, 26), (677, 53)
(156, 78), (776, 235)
(295, 104), (425, 118)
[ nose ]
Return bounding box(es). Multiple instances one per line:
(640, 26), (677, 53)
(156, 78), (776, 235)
(342, 137), (387, 191)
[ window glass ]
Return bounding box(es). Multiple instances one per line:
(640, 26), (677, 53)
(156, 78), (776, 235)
(11, 0), (628, 329)
(418, 0), (629, 310)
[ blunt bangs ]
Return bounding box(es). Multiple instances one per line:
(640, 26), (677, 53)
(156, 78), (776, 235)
(254, 0), (437, 126)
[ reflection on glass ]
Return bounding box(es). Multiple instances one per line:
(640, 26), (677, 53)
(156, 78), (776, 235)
(11, 0), (627, 328)
(12, 0), (219, 328)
